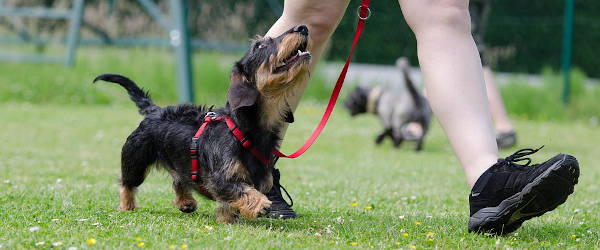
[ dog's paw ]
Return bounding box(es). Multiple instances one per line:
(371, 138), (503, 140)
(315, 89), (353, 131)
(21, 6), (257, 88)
(178, 202), (198, 213)
(174, 198), (198, 213)
(233, 189), (272, 219)
(257, 199), (272, 217)
(248, 193), (272, 219)
(118, 204), (136, 211)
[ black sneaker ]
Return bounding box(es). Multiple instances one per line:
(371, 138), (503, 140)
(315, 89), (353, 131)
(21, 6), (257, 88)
(468, 147), (579, 235)
(496, 131), (517, 149)
(264, 158), (296, 219)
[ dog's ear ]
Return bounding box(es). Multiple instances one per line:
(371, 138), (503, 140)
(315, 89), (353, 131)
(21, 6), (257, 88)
(227, 73), (259, 111)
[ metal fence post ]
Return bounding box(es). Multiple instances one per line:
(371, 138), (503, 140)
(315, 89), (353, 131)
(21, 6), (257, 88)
(561, 0), (575, 104)
(169, 0), (194, 103)
(65, 0), (84, 66)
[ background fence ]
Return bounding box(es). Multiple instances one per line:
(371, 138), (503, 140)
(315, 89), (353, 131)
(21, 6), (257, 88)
(1, 0), (598, 77)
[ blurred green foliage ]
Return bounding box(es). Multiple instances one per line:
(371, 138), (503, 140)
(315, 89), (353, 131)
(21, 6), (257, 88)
(501, 68), (600, 122)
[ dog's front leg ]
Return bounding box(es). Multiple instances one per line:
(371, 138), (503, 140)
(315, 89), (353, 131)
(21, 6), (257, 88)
(172, 179), (198, 213)
(392, 134), (404, 148)
(213, 184), (271, 223)
(229, 185), (272, 219)
(216, 202), (239, 224)
(209, 160), (272, 223)
(375, 128), (392, 145)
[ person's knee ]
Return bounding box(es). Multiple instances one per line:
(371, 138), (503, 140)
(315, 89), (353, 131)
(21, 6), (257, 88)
(304, 14), (342, 45)
(402, 0), (471, 36)
(281, 1), (348, 45)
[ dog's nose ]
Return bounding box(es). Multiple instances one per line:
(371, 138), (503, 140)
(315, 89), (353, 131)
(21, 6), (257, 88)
(292, 25), (308, 36)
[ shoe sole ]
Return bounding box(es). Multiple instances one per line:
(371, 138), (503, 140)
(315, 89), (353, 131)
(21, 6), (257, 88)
(468, 154), (579, 235)
(266, 210), (297, 219)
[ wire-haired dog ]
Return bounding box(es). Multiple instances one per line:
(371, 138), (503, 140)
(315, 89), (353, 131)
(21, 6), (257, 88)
(94, 25), (311, 223)
(344, 58), (432, 151)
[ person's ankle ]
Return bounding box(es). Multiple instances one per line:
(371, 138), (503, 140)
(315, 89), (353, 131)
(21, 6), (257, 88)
(465, 156), (497, 188)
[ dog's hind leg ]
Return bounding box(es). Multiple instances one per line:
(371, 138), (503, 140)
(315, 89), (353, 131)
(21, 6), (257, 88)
(118, 128), (156, 211)
(416, 137), (424, 151)
(415, 118), (430, 151)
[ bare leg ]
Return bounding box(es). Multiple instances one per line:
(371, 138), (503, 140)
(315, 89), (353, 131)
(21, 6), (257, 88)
(398, 0), (498, 187)
(265, 0), (350, 138)
(483, 66), (514, 133)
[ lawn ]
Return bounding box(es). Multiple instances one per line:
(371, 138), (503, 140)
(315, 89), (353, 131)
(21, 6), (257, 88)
(0, 100), (598, 249)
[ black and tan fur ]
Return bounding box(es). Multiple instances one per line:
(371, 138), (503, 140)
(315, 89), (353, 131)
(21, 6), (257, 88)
(94, 25), (311, 223)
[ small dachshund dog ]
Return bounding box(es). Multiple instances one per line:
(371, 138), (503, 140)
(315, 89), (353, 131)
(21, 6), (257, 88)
(94, 25), (311, 223)
(344, 57), (432, 151)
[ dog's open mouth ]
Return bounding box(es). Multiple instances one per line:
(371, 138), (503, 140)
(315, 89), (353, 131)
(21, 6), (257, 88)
(273, 43), (311, 73)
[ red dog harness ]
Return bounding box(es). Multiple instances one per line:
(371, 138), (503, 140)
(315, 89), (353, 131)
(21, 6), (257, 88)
(189, 112), (270, 180)
(190, 112), (271, 199)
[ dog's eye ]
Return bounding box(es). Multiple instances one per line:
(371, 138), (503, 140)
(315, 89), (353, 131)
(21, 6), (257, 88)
(257, 44), (266, 49)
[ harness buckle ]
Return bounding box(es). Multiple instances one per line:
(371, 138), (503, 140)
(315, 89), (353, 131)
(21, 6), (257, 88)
(206, 111), (217, 118)
(190, 137), (199, 149)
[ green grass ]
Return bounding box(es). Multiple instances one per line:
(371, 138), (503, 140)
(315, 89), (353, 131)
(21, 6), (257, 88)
(0, 47), (233, 106)
(1, 101), (599, 249)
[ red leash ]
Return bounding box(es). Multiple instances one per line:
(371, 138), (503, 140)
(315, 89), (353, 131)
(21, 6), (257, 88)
(274, 0), (371, 159)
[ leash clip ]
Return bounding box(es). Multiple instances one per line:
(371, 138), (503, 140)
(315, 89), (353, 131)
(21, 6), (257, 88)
(357, 5), (371, 20)
(204, 111), (218, 121)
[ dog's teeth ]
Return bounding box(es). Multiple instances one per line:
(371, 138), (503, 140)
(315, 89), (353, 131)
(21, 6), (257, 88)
(298, 51), (310, 56)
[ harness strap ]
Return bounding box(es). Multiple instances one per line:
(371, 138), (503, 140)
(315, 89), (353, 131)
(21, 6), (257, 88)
(190, 114), (270, 183)
(224, 116), (271, 166)
(274, 0), (370, 159)
(190, 115), (223, 181)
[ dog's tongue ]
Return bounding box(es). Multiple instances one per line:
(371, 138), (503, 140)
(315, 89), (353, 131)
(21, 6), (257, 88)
(287, 51), (300, 63)
(286, 50), (310, 64)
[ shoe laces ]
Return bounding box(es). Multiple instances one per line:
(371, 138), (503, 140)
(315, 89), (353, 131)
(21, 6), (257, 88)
(270, 157), (294, 207)
(497, 146), (544, 169)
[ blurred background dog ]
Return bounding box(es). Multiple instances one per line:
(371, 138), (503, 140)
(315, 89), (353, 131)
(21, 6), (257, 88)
(344, 57), (432, 151)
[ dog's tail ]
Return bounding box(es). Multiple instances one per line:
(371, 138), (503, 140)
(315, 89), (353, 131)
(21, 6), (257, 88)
(93, 74), (158, 115)
(396, 57), (422, 107)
